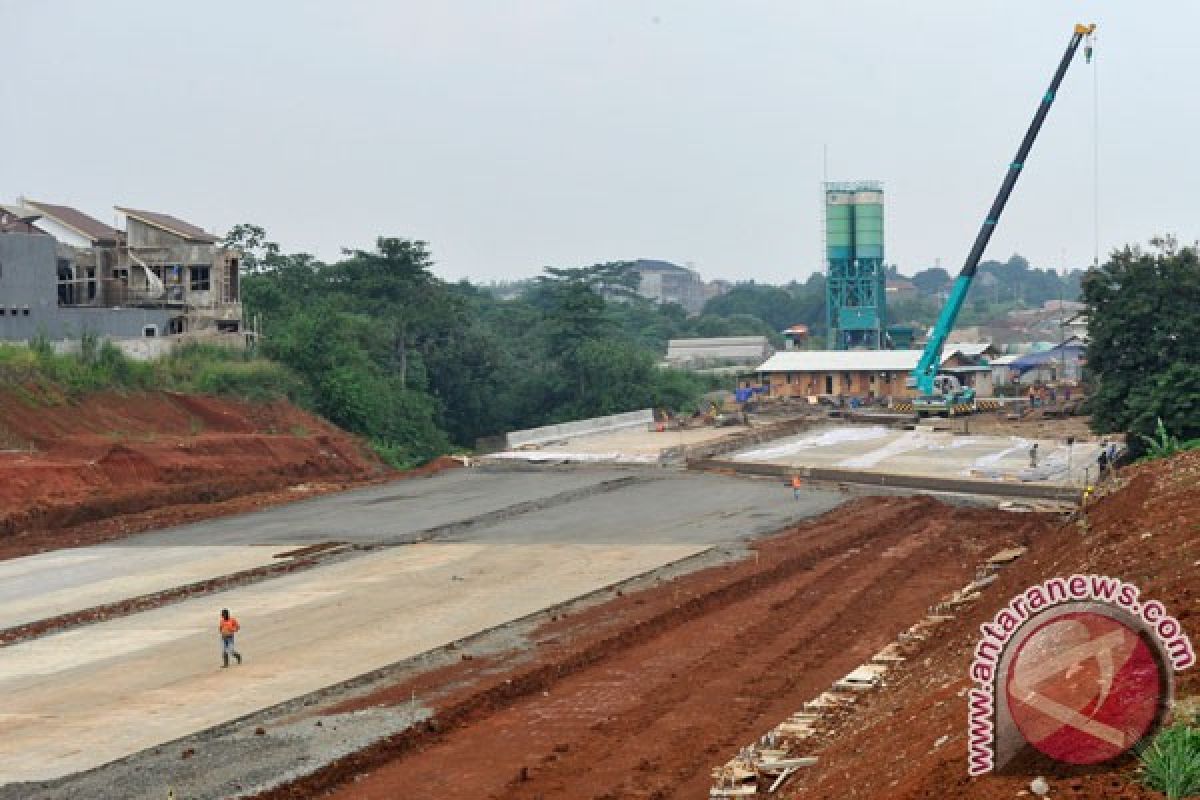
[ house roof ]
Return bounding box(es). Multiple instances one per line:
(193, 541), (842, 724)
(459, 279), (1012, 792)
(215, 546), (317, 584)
(756, 350), (925, 373)
(944, 342), (995, 358)
(1010, 342), (1087, 371)
(116, 206), (218, 243)
(667, 336), (771, 363)
(22, 200), (119, 244)
(989, 354), (1020, 366)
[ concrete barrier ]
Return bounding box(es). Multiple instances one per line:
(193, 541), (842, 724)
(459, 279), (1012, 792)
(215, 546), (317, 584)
(505, 408), (655, 450)
(688, 458), (1081, 503)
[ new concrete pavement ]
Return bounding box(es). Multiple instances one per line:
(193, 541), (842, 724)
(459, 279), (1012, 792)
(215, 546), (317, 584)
(0, 467), (844, 787)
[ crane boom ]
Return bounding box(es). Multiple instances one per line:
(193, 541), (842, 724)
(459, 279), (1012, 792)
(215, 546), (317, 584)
(909, 23), (1095, 399)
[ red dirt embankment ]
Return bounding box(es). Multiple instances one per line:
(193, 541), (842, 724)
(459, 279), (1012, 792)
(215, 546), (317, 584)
(793, 450), (1200, 800)
(0, 387), (393, 558)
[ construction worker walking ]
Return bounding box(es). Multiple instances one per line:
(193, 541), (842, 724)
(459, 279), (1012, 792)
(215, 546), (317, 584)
(791, 474), (803, 500)
(219, 609), (243, 668)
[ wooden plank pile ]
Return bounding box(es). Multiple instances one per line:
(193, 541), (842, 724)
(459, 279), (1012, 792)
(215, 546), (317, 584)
(708, 545), (1028, 797)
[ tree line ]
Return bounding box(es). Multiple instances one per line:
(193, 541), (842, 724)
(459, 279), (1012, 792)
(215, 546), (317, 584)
(230, 226), (741, 466)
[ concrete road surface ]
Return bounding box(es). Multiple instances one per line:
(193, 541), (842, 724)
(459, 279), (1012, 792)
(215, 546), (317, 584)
(0, 467), (844, 785)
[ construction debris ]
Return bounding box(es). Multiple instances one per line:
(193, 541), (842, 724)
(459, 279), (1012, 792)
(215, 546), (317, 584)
(707, 544), (1029, 797)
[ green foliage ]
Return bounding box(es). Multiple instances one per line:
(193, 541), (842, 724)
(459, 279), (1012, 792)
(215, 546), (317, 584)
(1136, 416), (1200, 462)
(1138, 724), (1200, 799)
(1084, 241), (1200, 454)
(0, 339), (300, 405)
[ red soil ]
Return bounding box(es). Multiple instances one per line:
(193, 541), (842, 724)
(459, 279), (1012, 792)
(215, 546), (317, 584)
(791, 451), (1200, 800)
(250, 495), (1055, 800)
(0, 387), (394, 559)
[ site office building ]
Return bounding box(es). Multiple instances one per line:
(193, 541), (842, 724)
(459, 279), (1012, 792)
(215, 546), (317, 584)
(755, 350), (924, 400)
(0, 201), (241, 343)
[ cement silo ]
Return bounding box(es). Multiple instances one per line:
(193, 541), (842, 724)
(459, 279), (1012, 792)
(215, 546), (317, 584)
(824, 181), (886, 349)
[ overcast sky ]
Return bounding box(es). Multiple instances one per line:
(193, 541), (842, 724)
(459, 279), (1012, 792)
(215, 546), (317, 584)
(3, 2), (1195, 283)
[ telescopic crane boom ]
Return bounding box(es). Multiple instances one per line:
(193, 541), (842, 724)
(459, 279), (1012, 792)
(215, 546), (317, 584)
(908, 23), (1095, 409)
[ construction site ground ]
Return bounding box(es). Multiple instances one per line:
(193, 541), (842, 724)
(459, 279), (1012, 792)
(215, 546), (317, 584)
(0, 465), (846, 797)
(2, 410), (1194, 800)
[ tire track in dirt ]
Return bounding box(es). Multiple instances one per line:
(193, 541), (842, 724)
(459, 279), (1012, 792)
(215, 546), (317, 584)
(486, 507), (964, 799)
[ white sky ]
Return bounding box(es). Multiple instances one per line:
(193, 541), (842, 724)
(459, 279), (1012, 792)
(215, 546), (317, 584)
(2, 1), (1194, 283)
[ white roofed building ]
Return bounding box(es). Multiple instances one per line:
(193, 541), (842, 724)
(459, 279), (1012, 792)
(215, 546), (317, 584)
(754, 347), (999, 401)
(665, 336), (772, 368)
(755, 350), (924, 400)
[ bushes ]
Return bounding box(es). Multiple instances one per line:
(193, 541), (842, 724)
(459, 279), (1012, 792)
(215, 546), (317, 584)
(0, 339), (303, 405)
(1139, 724), (1200, 799)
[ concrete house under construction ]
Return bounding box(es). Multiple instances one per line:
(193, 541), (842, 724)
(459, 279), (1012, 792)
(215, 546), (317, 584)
(0, 199), (241, 353)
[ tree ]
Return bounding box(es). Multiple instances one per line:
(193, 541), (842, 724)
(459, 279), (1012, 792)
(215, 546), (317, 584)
(331, 238), (445, 390)
(1083, 239), (1200, 452)
(911, 267), (951, 295)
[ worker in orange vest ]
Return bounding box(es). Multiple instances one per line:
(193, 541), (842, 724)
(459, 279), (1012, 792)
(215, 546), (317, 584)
(791, 474), (802, 500)
(219, 609), (243, 668)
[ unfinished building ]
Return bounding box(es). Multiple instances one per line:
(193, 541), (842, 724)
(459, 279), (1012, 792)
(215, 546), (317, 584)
(0, 200), (242, 353)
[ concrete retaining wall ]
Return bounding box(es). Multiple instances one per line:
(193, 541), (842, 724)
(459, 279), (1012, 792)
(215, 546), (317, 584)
(689, 458), (1081, 502)
(505, 408), (655, 449)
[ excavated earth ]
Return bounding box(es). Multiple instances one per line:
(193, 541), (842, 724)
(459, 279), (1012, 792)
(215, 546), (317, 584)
(243, 495), (1053, 800)
(787, 450), (1200, 800)
(0, 387), (396, 558)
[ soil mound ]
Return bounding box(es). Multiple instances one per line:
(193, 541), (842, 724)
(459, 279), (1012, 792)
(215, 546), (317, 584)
(0, 388), (388, 557)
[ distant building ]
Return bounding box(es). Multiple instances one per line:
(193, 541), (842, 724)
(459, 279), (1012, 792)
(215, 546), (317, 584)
(940, 343), (999, 399)
(885, 278), (917, 300)
(780, 324), (809, 350)
(0, 199), (242, 355)
(1005, 337), (1087, 385)
(631, 260), (708, 313)
(665, 336), (772, 368)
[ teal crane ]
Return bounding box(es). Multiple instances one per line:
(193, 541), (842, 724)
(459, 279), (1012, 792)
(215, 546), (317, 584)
(909, 23), (1096, 415)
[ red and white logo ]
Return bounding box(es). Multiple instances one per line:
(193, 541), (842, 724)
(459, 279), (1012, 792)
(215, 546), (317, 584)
(967, 576), (1193, 776)
(1006, 611), (1163, 765)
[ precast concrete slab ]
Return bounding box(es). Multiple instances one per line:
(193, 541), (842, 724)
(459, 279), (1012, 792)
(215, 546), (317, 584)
(486, 425), (747, 465)
(0, 546), (284, 630)
(730, 425), (1103, 488)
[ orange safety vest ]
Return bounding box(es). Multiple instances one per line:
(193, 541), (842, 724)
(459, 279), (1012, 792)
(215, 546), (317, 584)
(219, 617), (240, 636)
(791, 476), (802, 489)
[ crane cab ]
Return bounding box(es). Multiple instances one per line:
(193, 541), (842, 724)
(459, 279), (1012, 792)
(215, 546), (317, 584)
(912, 374), (976, 417)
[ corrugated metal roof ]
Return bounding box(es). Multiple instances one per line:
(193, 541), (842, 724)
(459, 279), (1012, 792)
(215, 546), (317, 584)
(756, 350), (924, 373)
(668, 336), (768, 348)
(945, 342), (994, 357)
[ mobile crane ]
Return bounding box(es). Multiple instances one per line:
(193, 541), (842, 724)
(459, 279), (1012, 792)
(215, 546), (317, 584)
(909, 23), (1096, 416)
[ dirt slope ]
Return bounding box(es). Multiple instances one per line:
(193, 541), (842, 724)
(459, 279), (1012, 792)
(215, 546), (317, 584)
(791, 451), (1200, 799)
(0, 387), (387, 556)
